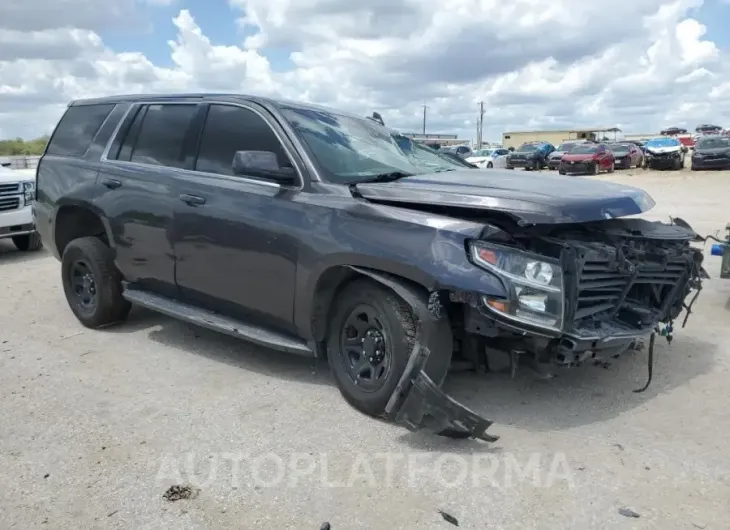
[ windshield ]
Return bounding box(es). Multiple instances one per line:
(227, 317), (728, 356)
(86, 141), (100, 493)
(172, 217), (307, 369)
(697, 137), (730, 149)
(569, 144), (598, 154)
(279, 106), (421, 183)
(609, 144), (629, 154)
(646, 137), (680, 148)
(392, 134), (466, 172)
(516, 144), (539, 152)
(472, 149), (493, 157)
(556, 142), (577, 151)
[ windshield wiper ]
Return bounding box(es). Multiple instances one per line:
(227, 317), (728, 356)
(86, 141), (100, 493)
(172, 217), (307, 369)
(356, 171), (414, 183)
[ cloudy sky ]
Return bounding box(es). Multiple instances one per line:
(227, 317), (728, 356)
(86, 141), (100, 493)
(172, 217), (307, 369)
(1, 0), (730, 143)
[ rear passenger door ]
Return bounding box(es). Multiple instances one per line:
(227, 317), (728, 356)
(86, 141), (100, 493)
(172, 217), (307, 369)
(171, 102), (301, 333)
(97, 102), (200, 296)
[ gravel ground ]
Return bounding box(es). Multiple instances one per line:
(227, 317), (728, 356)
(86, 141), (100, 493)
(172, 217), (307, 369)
(2, 166), (730, 529)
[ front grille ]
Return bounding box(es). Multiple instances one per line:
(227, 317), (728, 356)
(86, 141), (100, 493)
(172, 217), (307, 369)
(0, 183), (20, 195)
(562, 162), (590, 172)
(571, 250), (690, 327)
(0, 196), (20, 212)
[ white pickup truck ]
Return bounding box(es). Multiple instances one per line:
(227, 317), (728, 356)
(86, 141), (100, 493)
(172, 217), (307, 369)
(0, 165), (42, 251)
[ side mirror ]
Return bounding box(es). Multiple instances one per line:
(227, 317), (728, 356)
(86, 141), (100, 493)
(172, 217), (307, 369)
(232, 151), (296, 184)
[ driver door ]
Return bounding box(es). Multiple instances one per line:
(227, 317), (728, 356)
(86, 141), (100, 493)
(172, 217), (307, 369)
(172, 102), (304, 333)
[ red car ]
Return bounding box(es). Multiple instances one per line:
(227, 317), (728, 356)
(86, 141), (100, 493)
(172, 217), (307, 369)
(559, 143), (615, 175)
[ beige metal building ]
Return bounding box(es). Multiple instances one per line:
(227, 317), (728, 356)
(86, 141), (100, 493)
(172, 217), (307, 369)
(501, 128), (620, 149)
(401, 132), (468, 147)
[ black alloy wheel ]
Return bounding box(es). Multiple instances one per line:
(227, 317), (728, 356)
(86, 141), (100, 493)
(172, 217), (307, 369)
(61, 236), (131, 328)
(339, 304), (392, 392)
(69, 259), (98, 315)
(326, 279), (453, 416)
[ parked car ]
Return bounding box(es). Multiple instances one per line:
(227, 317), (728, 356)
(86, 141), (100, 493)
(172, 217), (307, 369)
(547, 140), (590, 170)
(505, 141), (555, 170)
(559, 143), (615, 175)
(35, 93), (707, 441)
(691, 135), (730, 170)
(643, 137), (686, 170)
(465, 148), (510, 169)
(0, 166), (43, 252)
(695, 124), (723, 135)
(608, 143), (644, 169)
(660, 127), (687, 136)
(446, 145), (473, 158)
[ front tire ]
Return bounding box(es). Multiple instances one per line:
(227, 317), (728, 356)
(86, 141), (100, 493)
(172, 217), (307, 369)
(487, 162), (493, 168)
(591, 162), (599, 176)
(326, 279), (453, 417)
(61, 236), (131, 328)
(12, 232), (43, 251)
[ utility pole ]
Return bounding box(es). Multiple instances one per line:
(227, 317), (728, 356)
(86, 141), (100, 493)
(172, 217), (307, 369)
(477, 101), (485, 148)
(422, 105), (427, 134)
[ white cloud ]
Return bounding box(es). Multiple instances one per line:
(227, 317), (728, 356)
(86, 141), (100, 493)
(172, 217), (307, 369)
(0, 0), (729, 142)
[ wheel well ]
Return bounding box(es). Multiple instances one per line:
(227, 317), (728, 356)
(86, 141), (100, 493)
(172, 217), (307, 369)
(54, 206), (107, 256)
(310, 266), (432, 352)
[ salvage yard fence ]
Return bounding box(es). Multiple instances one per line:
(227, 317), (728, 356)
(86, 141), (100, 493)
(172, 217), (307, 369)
(0, 156), (41, 170)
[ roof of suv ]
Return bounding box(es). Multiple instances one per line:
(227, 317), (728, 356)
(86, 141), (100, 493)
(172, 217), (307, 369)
(69, 93), (365, 121)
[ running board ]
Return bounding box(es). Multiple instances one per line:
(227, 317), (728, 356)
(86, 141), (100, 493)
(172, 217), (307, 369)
(122, 287), (313, 357)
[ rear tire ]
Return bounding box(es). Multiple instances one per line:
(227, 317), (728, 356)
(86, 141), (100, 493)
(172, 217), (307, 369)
(61, 236), (131, 328)
(12, 232), (43, 251)
(608, 161), (615, 173)
(326, 279), (453, 417)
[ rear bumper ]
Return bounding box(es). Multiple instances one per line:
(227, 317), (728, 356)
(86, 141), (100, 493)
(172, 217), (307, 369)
(32, 202), (58, 259)
(0, 206), (35, 239)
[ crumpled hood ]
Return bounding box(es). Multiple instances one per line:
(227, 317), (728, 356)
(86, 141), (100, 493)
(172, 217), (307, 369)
(354, 169), (656, 225)
(645, 145), (681, 154)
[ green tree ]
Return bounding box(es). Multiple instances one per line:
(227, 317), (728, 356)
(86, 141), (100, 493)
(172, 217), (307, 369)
(0, 136), (50, 156)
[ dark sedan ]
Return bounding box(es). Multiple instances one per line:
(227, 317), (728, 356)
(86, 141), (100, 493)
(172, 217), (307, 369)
(691, 136), (730, 170)
(608, 143), (644, 169)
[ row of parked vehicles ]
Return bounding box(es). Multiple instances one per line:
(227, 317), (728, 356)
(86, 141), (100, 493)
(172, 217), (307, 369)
(465, 136), (702, 175)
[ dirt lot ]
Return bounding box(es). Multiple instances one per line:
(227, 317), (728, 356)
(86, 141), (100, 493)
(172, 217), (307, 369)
(2, 167), (730, 529)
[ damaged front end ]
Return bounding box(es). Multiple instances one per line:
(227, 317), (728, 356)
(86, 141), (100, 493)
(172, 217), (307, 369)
(459, 218), (706, 384)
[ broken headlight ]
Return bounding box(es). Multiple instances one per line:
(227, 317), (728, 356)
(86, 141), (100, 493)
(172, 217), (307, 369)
(469, 241), (564, 332)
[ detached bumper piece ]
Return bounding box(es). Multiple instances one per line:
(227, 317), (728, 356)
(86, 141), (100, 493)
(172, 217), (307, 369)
(350, 266), (499, 443)
(385, 337), (499, 443)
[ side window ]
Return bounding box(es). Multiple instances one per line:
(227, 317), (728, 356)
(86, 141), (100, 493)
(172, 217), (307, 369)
(46, 104), (115, 157)
(195, 104), (292, 178)
(114, 104), (197, 168)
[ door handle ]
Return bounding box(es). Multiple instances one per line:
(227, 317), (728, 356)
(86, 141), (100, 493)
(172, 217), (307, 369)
(179, 194), (206, 206)
(102, 178), (122, 189)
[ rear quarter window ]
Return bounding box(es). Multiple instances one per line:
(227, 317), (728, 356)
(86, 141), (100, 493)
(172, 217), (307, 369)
(46, 104), (115, 157)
